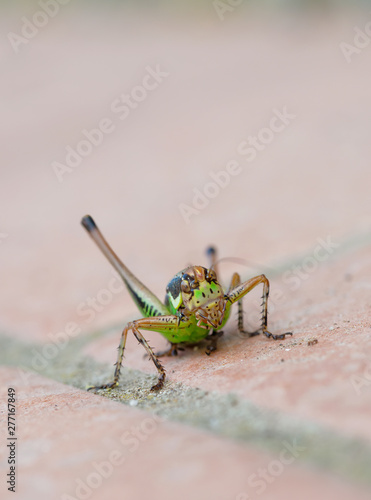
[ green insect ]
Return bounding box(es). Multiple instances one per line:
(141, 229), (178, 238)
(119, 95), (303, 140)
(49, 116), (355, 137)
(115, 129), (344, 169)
(81, 215), (292, 391)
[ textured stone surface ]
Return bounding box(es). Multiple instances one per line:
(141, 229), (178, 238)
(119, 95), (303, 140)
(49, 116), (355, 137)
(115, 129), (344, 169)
(1, 368), (371, 500)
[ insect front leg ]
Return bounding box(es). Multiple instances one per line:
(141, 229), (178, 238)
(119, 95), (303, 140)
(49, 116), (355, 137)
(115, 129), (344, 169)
(226, 274), (292, 340)
(88, 315), (189, 392)
(227, 272), (253, 337)
(87, 325), (129, 391)
(131, 324), (166, 391)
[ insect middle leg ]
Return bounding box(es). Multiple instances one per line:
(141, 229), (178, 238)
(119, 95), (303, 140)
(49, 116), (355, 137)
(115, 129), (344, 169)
(227, 274), (292, 340)
(205, 329), (224, 355)
(153, 344), (180, 357)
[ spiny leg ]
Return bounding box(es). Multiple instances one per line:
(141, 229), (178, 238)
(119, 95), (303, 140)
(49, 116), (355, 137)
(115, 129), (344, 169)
(87, 326), (128, 391)
(228, 272), (254, 337)
(131, 314), (192, 389)
(227, 274), (292, 340)
(228, 272), (259, 337)
(88, 314), (190, 392)
(131, 325), (166, 391)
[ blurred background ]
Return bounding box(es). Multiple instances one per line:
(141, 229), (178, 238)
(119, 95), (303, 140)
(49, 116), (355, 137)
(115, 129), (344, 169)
(1, 0), (370, 343)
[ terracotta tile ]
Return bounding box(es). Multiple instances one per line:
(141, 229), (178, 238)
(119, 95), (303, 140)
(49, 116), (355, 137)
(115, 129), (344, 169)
(1, 368), (370, 500)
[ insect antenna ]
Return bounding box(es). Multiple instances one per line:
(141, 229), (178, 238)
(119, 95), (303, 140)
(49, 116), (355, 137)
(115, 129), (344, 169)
(210, 256), (276, 278)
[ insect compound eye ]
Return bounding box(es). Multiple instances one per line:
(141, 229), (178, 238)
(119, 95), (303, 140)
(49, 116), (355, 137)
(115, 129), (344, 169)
(181, 280), (191, 293)
(206, 269), (217, 282)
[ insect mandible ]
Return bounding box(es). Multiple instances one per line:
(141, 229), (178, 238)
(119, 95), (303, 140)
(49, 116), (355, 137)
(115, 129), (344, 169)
(81, 215), (292, 391)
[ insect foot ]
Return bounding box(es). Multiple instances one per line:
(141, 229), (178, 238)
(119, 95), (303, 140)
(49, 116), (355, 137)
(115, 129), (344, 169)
(150, 373), (166, 392)
(87, 381), (119, 392)
(263, 330), (293, 340)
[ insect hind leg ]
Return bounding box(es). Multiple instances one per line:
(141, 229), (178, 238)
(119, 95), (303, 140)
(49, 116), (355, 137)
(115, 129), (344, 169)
(206, 246), (219, 276)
